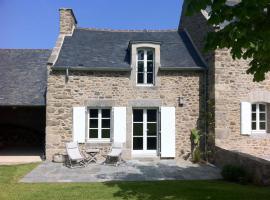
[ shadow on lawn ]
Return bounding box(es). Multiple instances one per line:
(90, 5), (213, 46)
(100, 163), (222, 200)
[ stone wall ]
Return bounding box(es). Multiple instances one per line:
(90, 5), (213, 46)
(180, 6), (270, 160)
(46, 70), (204, 160)
(214, 49), (270, 160)
(215, 146), (270, 185)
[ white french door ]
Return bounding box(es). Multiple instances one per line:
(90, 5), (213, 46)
(132, 109), (158, 156)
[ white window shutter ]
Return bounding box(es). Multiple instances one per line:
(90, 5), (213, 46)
(160, 107), (176, 158)
(113, 107), (126, 143)
(240, 102), (251, 135)
(72, 107), (86, 143)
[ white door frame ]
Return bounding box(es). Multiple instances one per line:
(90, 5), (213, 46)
(132, 109), (158, 157)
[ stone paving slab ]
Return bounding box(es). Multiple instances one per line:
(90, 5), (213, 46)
(20, 160), (221, 183)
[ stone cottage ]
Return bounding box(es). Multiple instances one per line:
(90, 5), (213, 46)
(45, 8), (206, 160)
(0, 2), (269, 162)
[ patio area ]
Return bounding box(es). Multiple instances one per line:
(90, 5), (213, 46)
(21, 159), (221, 183)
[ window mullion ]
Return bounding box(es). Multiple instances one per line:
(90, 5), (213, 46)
(144, 50), (147, 84)
(98, 109), (102, 139)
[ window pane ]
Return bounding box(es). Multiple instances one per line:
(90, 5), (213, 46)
(147, 50), (153, 60)
(260, 113), (266, 121)
(90, 109), (98, 118)
(137, 73), (144, 84)
(133, 137), (143, 150)
(89, 129), (98, 138)
(147, 73), (153, 84)
(147, 62), (153, 72)
(89, 119), (98, 128)
(147, 110), (157, 122)
(259, 104), (266, 112)
(252, 113), (256, 121)
(102, 129), (110, 138)
(133, 110), (143, 122)
(252, 122), (256, 130)
(133, 123), (143, 136)
(147, 123), (157, 136)
(138, 61), (144, 72)
(102, 119), (110, 128)
(137, 50), (144, 60)
(252, 104), (256, 112)
(102, 109), (110, 118)
(147, 137), (157, 150)
(260, 122), (266, 130)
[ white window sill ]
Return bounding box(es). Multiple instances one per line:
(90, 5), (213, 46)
(251, 130), (267, 134)
(87, 139), (111, 143)
(136, 84), (154, 87)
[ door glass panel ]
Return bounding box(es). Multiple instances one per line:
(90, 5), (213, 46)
(133, 137), (143, 150)
(147, 137), (157, 150)
(102, 109), (110, 118)
(147, 123), (157, 136)
(133, 123), (143, 136)
(133, 110), (143, 122)
(147, 110), (156, 122)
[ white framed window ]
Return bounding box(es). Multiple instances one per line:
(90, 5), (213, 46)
(136, 49), (154, 85)
(88, 108), (111, 141)
(251, 103), (267, 134)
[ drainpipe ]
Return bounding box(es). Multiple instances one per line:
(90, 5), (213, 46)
(204, 68), (208, 161)
(65, 67), (69, 83)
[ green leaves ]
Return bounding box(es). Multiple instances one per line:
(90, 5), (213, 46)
(185, 0), (270, 82)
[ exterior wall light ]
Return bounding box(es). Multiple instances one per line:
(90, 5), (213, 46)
(178, 97), (184, 107)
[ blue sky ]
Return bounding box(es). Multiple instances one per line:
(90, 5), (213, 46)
(0, 0), (183, 49)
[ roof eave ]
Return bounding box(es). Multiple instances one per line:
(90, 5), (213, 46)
(52, 66), (132, 72)
(159, 66), (206, 71)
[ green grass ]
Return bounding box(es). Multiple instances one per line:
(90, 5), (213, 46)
(0, 164), (270, 200)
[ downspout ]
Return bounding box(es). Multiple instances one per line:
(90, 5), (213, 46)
(204, 68), (208, 161)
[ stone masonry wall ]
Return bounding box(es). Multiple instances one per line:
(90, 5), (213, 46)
(180, 8), (270, 160)
(214, 49), (270, 160)
(46, 70), (204, 160)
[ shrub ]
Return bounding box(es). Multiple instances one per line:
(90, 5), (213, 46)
(190, 129), (201, 163)
(221, 165), (248, 184)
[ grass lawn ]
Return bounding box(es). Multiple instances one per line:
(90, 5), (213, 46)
(0, 163), (270, 200)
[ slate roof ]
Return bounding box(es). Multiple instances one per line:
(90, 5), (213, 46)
(53, 28), (206, 70)
(0, 49), (51, 106)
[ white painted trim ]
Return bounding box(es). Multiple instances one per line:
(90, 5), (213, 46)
(73, 107), (86, 143)
(131, 109), (158, 157)
(160, 107), (175, 158)
(240, 102), (251, 135)
(113, 107), (127, 144)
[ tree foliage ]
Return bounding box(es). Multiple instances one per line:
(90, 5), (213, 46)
(184, 0), (270, 81)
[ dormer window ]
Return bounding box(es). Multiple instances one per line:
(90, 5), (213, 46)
(137, 49), (154, 85)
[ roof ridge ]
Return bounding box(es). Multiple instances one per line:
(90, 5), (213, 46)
(76, 27), (178, 32)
